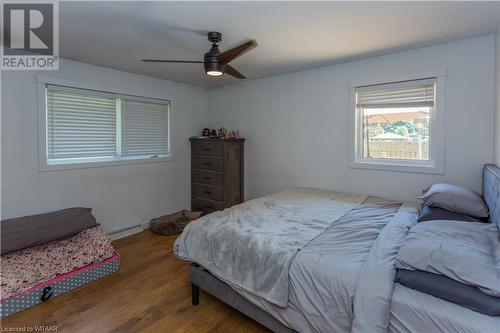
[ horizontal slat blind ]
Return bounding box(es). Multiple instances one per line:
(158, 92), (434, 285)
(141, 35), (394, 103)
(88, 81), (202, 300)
(356, 78), (435, 109)
(121, 98), (169, 157)
(46, 86), (117, 160)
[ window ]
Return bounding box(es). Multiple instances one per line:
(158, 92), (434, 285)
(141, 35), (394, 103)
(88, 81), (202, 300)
(350, 74), (445, 174)
(42, 84), (170, 169)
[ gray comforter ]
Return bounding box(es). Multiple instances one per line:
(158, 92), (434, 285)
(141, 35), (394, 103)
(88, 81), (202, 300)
(237, 196), (405, 332)
(174, 188), (366, 306)
(352, 202), (417, 333)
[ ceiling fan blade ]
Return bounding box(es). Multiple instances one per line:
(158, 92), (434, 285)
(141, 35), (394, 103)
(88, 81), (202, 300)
(142, 60), (203, 63)
(225, 65), (246, 79)
(218, 39), (257, 64)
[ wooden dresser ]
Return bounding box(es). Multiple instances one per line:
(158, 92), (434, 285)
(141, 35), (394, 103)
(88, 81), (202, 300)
(190, 137), (245, 214)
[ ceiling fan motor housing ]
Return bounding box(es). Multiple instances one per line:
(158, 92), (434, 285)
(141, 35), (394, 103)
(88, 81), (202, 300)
(204, 61), (225, 75)
(204, 37), (225, 75)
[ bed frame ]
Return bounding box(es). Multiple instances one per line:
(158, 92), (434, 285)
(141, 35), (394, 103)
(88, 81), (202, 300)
(189, 164), (500, 333)
(189, 263), (295, 333)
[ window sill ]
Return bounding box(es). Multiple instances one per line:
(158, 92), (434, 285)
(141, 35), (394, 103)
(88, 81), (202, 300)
(39, 155), (174, 172)
(349, 158), (444, 175)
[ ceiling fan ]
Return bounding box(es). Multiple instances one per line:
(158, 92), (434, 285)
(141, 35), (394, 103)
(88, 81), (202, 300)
(142, 31), (257, 79)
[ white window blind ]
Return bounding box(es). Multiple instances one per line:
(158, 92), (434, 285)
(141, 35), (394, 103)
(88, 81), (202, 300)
(44, 84), (171, 167)
(46, 86), (117, 161)
(121, 98), (170, 157)
(356, 78), (435, 109)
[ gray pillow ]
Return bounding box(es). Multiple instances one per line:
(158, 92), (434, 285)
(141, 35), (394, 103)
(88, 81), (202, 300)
(418, 206), (482, 223)
(396, 269), (500, 316)
(396, 220), (500, 297)
(419, 183), (489, 218)
(1, 207), (97, 255)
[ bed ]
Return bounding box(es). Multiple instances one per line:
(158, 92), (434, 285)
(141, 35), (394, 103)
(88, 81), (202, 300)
(175, 165), (500, 333)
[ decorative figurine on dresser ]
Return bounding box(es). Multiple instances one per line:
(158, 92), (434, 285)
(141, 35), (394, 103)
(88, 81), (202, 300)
(190, 131), (244, 215)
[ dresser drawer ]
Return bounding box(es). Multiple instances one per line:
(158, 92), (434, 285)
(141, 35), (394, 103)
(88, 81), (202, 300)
(193, 184), (224, 202)
(192, 142), (224, 157)
(192, 198), (225, 214)
(192, 156), (224, 172)
(192, 170), (224, 187)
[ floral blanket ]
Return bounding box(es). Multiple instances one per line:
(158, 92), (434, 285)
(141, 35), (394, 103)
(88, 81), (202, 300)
(1, 227), (114, 300)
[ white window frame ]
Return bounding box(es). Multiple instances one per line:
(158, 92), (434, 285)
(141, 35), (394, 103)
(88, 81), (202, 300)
(37, 76), (173, 171)
(348, 70), (446, 174)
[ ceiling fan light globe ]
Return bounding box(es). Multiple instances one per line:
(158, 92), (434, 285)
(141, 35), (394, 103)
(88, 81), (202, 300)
(207, 70), (224, 76)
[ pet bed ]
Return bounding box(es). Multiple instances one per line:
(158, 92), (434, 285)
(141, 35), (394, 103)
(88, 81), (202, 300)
(150, 210), (202, 235)
(0, 225), (119, 318)
(0, 252), (120, 318)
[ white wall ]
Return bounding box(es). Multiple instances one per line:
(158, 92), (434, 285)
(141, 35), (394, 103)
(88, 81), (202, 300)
(2, 35), (496, 234)
(495, 26), (500, 166)
(209, 36), (496, 202)
(1, 59), (208, 235)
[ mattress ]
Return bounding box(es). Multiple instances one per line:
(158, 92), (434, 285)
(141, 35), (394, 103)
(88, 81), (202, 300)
(1, 226), (115, 299)
(0, 251), (120, 318)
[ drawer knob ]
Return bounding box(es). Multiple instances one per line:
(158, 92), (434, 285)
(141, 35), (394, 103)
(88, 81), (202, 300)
(204, 177), (212, 180)
(203, 205), (212, 209)
(203, 148), (211, 151)
(204, 191), (212, 195)
(203, 162), (211, 166)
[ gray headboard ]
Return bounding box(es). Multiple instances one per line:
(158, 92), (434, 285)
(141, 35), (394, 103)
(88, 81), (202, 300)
(483, 164), (500, 229)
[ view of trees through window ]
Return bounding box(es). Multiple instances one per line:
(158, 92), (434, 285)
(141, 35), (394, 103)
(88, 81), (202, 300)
(362, 107), (431, 160)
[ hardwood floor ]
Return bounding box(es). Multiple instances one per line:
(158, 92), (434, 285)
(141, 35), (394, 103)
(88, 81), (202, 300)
(1, 230), (270, 333)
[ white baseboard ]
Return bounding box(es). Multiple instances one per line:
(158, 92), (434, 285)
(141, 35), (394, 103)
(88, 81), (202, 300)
(141, 221), (151, 230)
(108, 221), (150, 241)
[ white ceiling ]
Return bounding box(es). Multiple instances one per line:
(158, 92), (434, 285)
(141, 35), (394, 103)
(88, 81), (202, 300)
(60, 1), (500, 87)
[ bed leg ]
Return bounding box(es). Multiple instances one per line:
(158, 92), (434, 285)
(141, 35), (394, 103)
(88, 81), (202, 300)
(191, 283), (199, 305)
